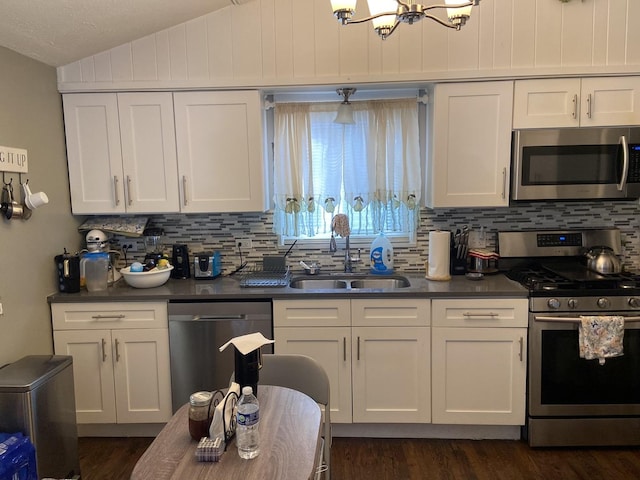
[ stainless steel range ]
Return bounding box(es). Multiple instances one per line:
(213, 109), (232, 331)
(498, 228), (640, 447)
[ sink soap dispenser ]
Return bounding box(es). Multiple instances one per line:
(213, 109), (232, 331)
(369, 232), (394, 275)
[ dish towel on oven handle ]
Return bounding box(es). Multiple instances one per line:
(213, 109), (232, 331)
(579, 315), (625, 365)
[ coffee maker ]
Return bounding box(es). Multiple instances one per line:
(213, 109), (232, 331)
(55, 250), (81, 293)
(171, 244), (191, 279)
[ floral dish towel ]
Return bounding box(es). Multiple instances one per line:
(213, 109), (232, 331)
(579, 315), (624, 365)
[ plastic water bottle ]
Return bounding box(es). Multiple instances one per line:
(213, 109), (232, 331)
(236, 386), (260, 459)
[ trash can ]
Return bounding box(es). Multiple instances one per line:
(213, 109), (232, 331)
(0, 356), (80, 479)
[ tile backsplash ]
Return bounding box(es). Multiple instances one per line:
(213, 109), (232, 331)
(110, 200), (640, 275)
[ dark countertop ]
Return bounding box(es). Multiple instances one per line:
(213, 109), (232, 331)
(48, 271), (528, 303)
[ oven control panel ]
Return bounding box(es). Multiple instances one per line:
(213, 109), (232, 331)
(536, 232), (582, 247)
(532, 296), (640, 312)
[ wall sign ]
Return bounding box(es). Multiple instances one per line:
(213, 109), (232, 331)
(0, 145), (28, 173)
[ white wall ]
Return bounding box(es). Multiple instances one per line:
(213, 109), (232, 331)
(57, 0), (640, 92)
(0, 46), (82, 366)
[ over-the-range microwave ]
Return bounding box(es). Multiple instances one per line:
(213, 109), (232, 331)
(511, 127), (640, 201)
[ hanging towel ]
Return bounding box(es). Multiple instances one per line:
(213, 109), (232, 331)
(579, 316), (625, 365)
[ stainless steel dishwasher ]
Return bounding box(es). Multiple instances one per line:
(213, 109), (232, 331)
(168, 300), (273, 412)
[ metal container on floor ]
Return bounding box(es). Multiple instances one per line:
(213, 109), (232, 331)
(0, 355), (80, 479)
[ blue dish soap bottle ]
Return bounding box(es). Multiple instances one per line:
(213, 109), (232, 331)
(369, 232), (394, 275)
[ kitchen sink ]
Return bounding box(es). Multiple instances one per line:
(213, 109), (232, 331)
(289, 274), (410, 290)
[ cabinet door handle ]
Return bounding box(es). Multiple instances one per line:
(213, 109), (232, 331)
(182, 176), (188, 206)
(113, 176), (120, 206)
(343, 337), (346, 362)
(519, 337), (524, 362)
(91, 314), (126, 320)
(115, 338), (120, 362)
(572, 94), (578, 119)
(463, 311), (499, 318)
(586, 93), (592, 118)
(501, 167), (507, 199)
(357, 336), (361, 361)
(101, 338), (107, 362)
(126, 175), (133, 206)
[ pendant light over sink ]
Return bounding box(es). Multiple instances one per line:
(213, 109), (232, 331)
(334, 88), (357, 124)
(329, 0), (481, 39)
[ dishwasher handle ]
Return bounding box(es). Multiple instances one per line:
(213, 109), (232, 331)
(185, 314), (247, 321)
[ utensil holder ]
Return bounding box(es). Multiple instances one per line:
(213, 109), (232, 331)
(450, 248), (467, 276)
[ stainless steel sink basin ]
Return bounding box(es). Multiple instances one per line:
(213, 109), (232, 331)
(289, 274), (410, 290)
(350, 277), (411, 289)
(288, 278), (349, 289)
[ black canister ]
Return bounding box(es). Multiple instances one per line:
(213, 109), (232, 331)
(234, 348), (261, 395)
(55, 251), (81, 293)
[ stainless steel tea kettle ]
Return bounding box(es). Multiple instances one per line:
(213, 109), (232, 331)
(585, 246), (622, 274)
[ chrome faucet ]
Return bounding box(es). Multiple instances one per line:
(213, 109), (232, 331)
(344, 236), (361, 273)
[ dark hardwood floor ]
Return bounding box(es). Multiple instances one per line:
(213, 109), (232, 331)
(78, 436), (640, 480)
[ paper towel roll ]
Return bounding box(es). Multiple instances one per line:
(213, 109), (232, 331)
(427, 230), (451, 281)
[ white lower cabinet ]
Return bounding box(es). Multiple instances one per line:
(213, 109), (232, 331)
(51, 302), (172, 424)
(350, 325), (430, 423)
(273, 298), (431, 424)
(431, 298), (528, 426)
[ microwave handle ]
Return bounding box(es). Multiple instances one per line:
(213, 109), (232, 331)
(618, 135), (629, 192)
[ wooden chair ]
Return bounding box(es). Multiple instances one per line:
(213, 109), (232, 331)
(259, 353), (331, 480)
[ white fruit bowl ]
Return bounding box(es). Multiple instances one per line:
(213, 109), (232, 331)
(120, 265), (173, 288)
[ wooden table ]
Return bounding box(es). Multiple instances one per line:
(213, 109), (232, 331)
(131, 385), (322, 480)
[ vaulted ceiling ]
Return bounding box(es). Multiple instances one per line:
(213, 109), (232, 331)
(0, 0), (247, 67)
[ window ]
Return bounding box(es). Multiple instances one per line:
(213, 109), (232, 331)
(272, 97), (421, 242)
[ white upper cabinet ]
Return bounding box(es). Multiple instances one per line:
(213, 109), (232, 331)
(513, 77), (640, 129)
(117, 93), (180, 213)
(64, 90), (268, 215)
(427, 81), (514, 208)
(63, 92), (180, 214)
(173, 91), (267, 213)
(63, 94), (125, 214)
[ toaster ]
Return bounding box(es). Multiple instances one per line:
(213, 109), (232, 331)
(193, 252), (221, 279)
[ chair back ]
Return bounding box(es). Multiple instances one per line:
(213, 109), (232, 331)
(259, 353), (331, 480)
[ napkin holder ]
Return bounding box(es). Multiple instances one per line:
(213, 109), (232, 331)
(208, 388), (239, 451)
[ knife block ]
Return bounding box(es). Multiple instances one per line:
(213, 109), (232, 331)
(450, 248), (467, 275)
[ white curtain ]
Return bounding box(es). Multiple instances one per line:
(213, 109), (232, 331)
(273, 98), (420, 237)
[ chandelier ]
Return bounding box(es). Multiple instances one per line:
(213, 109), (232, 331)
(330, 0), (481, 39)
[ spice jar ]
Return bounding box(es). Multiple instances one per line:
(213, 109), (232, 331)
(188, 391), (213, 441)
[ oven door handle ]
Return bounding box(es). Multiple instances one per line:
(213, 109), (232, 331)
(535, 315), (640, 323)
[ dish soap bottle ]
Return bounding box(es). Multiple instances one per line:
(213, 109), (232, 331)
(370, 232), (394, 275)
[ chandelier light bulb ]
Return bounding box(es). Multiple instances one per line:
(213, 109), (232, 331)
(331, 0), (358, 24)
(444, 0), (472, 28)
(334, 88), (357, 124)
(367, 0), (398, 38)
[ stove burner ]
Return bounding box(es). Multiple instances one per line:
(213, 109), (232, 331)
(506, 261), (640, 296)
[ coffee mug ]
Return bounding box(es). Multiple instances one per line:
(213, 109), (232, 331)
(26, 191), (48, 209)
(22, 183), (49, 210)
